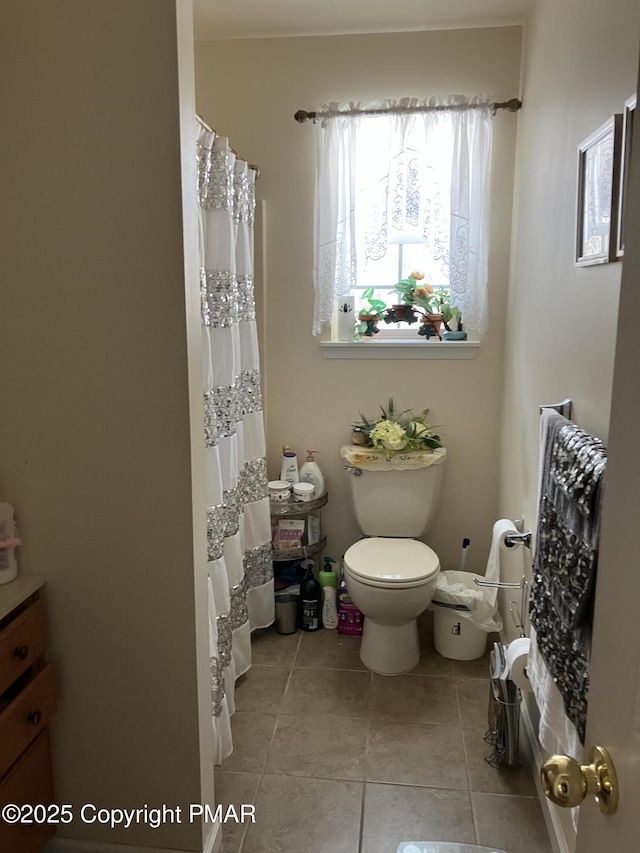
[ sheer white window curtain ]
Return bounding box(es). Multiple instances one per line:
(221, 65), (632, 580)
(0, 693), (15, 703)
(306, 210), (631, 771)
(313, 97), (493, 335)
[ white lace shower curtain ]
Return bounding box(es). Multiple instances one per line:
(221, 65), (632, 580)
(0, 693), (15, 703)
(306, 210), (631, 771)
(313, 97), (493, 335)
(196, 124), (273, 763)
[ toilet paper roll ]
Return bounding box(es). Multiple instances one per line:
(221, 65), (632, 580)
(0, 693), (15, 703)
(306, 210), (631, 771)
(506, 637), (532, 692)
(482, 519), (521, 608)
(495, 518), (522, 554)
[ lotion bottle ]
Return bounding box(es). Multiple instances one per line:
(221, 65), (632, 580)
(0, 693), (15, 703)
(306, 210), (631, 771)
(280, 446), (299, 485)
(318, 557), (339, 629)
(299, 450), (325, 498)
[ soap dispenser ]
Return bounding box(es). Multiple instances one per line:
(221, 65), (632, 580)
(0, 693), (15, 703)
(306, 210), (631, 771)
(299, 450), (325, 498)
(318, 557), (339, 629)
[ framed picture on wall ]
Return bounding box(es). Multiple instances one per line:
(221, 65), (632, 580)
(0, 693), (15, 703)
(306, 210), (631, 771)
(575, 114), (623, 266)
(616, 94), (637, 257)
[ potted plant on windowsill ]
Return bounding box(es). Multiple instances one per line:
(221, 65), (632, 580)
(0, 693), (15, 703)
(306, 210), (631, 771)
(355, 288), (387, 337)
(395, 274), (467, 340)
(352, 276), (464, 341)
(419, 294), (463, 340)
(387, 272), (424, 324)
(387, 272), (447, 338)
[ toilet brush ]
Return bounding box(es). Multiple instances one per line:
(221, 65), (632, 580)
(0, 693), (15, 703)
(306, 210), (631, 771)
(459, 538), (471, 572)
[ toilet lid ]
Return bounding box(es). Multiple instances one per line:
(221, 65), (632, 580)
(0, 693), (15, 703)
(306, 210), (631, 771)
(345, 538), (439, 584)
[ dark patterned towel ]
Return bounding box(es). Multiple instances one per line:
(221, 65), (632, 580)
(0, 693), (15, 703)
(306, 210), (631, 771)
(529, 410), (606, 743)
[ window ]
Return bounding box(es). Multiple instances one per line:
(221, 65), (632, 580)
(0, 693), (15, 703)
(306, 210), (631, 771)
(312, 97), (493, 338)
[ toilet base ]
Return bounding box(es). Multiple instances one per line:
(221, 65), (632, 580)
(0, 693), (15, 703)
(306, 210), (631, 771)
(359, 617), (420, 675)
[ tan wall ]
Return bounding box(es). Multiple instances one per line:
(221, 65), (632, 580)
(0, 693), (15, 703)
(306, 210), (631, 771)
(195, 27), (522, 574)
(0, 1), (212, 850)
(498, 0), (640, 637)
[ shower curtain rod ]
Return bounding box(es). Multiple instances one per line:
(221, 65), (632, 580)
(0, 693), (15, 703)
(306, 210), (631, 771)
(196, 113), (261, 178)
(293, 98), (522, 123)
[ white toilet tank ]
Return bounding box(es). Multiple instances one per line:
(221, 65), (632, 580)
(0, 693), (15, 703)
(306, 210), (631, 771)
(346, 462), (445, 537)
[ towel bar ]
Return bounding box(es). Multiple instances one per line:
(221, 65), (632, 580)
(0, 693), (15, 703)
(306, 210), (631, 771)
(540, 398), (572, 419)
(474, 576), (530, 638)
(473, 578), (523, 588)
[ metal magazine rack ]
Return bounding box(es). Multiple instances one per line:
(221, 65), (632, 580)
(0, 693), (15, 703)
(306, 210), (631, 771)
(474, 575), (530, 768)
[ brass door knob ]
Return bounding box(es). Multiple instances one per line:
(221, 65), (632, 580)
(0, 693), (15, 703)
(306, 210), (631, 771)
(541, 746), (618, 815)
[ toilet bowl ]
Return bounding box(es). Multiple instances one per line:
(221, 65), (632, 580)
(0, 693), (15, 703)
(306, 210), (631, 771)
(344, 537), (440, 675)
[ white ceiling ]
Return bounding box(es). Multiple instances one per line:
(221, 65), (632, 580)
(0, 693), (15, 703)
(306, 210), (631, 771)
(193, 0), (534, 42)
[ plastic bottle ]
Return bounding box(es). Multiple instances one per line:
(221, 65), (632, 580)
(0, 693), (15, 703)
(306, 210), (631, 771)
(0, 503), (20, 586)
(299, 450), (325, 498)
(337, 554), (364, 636)
(299, 561), (322, 632)
(280, 445), (299, 485)
(318, 556), (339, 629)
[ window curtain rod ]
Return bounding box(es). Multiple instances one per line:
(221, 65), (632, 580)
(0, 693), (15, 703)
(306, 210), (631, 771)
(294, 98), (522, 124)
(196, 113), (261, 178)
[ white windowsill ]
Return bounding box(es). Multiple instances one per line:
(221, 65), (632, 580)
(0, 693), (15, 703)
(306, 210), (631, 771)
(320, 339), (480, 359)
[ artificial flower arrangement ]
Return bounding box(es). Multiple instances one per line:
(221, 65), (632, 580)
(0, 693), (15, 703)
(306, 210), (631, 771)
(350, 399), (443, 458)
(390, 271), (440, 312)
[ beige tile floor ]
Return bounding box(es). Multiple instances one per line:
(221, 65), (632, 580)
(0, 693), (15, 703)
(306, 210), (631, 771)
(215, 613), (552, 853)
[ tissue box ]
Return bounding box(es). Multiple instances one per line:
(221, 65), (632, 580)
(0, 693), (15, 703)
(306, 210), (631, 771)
(338, 601), (364, 636)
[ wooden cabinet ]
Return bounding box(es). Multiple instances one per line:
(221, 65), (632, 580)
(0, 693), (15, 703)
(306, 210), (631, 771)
(0, 577), (56, 853)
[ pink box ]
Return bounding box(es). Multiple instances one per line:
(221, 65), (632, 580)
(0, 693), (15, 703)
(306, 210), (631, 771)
(338, 601), (364, 636)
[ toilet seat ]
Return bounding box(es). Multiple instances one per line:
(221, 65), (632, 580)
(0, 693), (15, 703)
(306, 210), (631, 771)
(344, 537), (440, 588)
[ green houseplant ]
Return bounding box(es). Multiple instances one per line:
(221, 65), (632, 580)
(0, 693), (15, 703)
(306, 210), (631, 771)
(355, 287), (387, 337)
(387, 272), (431, 323)
(387, 273), (460, 339)
(351, 275), (462, 340)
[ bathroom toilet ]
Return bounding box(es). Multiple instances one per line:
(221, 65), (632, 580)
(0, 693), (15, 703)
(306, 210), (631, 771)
(343, 461), (445, 675)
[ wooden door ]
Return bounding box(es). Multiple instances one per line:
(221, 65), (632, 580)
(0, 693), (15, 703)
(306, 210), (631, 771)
(572, 53), (640, 852)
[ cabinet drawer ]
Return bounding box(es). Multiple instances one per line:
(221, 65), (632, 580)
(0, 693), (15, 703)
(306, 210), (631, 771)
(0, 729), (55, 853)
(0, 663), (56, 779)
(0, 600), (46, 696)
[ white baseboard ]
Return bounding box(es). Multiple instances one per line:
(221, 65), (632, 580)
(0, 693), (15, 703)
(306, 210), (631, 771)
(521, 696), (576, 853)
(496, 631), (575, 853)
(46, 822), (221, 853)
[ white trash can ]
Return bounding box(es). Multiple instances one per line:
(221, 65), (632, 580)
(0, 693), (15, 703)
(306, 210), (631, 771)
(433, 605), (488, 660)
(431, 570), (501, 661)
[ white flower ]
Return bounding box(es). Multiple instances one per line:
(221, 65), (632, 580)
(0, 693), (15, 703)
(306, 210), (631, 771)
(384, 434), (408, 450)
(410, 420), (428, 437)
(370, 420), (408, 451)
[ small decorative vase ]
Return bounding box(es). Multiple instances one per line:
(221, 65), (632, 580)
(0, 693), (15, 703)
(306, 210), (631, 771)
(351, 429), (369, 446)
(358, 314), (380, 336)
(422, 313), (446, 340)
(389, 304), (417, 324)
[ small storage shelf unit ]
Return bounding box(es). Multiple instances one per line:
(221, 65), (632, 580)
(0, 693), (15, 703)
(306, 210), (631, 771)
(270, 492), (328, 562)
(0, 575), (56, 853)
